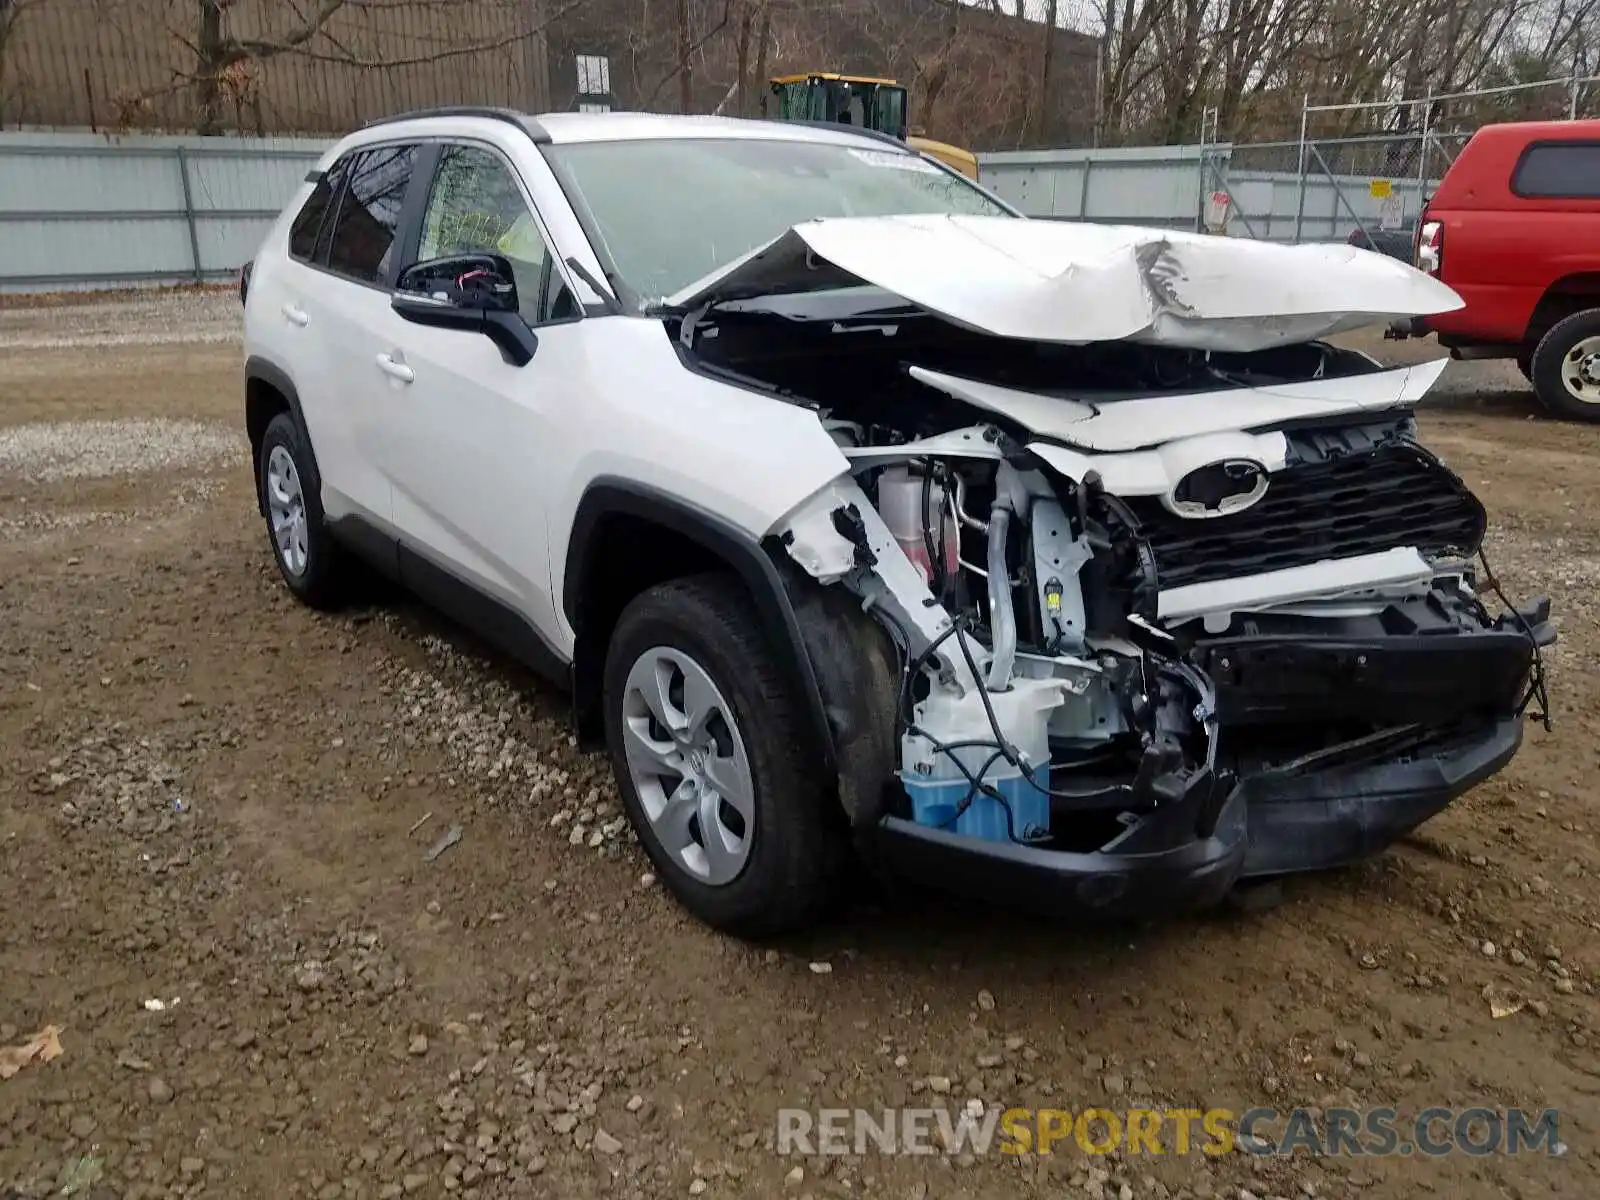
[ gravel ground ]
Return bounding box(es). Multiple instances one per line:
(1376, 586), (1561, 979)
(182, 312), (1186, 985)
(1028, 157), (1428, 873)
(1, 291), (1598, 1200)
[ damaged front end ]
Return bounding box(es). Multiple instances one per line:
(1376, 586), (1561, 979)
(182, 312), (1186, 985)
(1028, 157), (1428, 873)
(680, 216), (1556, 916)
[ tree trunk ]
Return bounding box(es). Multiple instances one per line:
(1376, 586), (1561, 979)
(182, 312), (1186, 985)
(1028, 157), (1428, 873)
(0, 7), (16, 128)
(196, 0), (225, 135)
(1096, 0), (1116, 145)
(676, 0), (693, 113)
(734, 1), (754, 116)
(1035, 0), (1058, 143)
(752, 5), (770, 118)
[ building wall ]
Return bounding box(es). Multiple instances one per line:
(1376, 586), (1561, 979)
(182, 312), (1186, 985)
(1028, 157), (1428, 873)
(3, 0), (1098, 150)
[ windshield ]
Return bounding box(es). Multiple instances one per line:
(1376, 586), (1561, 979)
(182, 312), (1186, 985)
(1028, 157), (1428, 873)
(543, 137), (1011, 303)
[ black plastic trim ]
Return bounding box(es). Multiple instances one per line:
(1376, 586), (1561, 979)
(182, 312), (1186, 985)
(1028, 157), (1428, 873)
(1192, 629), (1534, 726)
(326, 512), (399, 580)
(874, 784), (1248, 917)
(564, 478), (837, 773)
(244, 356), (317, 514)
(1237, 717), (1524, 876)
(874, 713), (1526, 910)
(360, 106), (552, 144)
(321, 512), (568, 686)
(396, 542), (569, 686)
(391, 142), (441, 282)
(311, 152), (355, 268)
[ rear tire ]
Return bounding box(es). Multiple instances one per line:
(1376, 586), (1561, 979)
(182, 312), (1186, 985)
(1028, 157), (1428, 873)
(603, 574), (843, 938)
(1530, 309), (1600, 422)
(257, 412), (351, 610)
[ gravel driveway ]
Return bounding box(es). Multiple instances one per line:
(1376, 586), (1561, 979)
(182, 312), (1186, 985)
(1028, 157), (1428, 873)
(0, 289), (1595, 1200)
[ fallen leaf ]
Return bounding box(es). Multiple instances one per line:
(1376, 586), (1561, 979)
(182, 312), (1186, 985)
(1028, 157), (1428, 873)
(423, 823), (463, 863)
(0, 1025), (64, 1081)
(59, 1154), (104, 1196)
(1482, 981), (1526, 1020)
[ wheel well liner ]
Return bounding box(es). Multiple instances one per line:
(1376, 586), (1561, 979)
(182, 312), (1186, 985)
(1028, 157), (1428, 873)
(1526, 273), (1600, 344)
(564, 479), (839, 776)
(245, 356), (316, 515)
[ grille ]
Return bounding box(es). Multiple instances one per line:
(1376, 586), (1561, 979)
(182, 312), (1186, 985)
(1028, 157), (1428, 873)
(1123, 444), (1486, 591)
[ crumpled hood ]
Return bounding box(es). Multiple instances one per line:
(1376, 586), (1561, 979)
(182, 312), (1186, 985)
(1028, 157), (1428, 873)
(665, 213), (1464, 353)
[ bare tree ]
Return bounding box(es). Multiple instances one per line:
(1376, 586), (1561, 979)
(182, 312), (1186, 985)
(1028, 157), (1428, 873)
(0, 0), (46, 126)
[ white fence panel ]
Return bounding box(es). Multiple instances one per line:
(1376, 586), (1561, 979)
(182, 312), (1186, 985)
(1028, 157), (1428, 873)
(1, 131), (328, 291)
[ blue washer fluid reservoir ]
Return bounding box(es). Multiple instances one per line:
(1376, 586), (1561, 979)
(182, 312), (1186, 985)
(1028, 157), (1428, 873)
(901, 678), (1062, 844)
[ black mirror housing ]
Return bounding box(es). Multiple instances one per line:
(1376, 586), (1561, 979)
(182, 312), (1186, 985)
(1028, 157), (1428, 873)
(391, 253), (538, 366)
(396, 253), (519, 311)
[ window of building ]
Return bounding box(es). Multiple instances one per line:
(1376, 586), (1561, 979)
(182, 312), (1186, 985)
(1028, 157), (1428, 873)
(576, 53), (611, 98)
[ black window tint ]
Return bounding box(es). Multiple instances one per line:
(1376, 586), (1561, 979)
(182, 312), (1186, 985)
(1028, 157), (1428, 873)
(325, 145), (418, 283)
(288, 157), (347, 262)
(1512, 143), (1600, 199)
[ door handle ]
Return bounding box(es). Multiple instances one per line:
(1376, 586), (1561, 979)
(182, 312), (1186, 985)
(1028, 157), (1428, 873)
(376, 353), (415, 384)
(281, 302), (309, 327)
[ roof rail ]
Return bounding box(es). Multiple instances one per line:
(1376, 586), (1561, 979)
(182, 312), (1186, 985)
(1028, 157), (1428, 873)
(360, 106), (551, 144)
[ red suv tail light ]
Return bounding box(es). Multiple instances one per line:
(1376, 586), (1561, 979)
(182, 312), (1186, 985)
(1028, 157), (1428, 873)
(1416, 221), (1443, 276)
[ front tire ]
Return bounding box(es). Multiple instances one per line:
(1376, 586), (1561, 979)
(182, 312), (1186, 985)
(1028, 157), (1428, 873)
(257, 412), (350, 609)
(602, 574), (842, 938)
(1530, 309), (1600, 422)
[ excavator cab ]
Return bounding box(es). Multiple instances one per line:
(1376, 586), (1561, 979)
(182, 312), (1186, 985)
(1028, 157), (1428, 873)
(767, 73), (908, 135)
(766, 72), (979, 180)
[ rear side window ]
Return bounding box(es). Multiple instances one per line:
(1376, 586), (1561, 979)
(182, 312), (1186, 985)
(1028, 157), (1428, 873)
(1511, 142), (1600, 199)
(325, 144), (419, 283)
(288, 157), (348, 262)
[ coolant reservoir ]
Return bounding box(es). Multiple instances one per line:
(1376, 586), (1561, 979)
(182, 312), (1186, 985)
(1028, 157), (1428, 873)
(901, 677), (1063, 843)
(876, 466), (961, 585)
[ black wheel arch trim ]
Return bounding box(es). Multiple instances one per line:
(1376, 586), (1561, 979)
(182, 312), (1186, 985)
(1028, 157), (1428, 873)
(245, 355), (322, 515)
(565, 478), (839, 777)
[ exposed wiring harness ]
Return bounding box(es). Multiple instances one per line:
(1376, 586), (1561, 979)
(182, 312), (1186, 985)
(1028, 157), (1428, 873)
(887, 601), (1208, 847)
(1473, 545), (1552, 732)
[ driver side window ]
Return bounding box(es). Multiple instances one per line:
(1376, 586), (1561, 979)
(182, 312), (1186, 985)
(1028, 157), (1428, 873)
(417, 145), (579, 326)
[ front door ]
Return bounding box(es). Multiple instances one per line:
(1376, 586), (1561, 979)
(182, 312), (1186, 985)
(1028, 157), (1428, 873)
(374, 141), (587, 655)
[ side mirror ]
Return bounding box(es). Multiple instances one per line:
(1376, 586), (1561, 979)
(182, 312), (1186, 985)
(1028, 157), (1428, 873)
(391, 253), (538, 366)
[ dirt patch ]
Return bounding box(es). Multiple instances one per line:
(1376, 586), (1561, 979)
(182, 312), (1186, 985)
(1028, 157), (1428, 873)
(1, 304), (1596, 1200)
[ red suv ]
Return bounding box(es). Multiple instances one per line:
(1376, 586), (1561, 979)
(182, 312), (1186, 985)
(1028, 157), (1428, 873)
(1396, 119), (1600, 421)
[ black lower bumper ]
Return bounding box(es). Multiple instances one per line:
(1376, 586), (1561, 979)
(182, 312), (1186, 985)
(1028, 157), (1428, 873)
(873, 716), (1525, 915)
(1237, 715), (1523, 876)
(874, 784), (1248, 918)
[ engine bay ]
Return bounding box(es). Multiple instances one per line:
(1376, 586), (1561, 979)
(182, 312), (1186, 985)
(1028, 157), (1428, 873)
(680, 299), (1553, 866)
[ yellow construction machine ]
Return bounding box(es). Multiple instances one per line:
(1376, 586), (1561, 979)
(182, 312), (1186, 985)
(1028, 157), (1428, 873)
(765, 72), (979, 180)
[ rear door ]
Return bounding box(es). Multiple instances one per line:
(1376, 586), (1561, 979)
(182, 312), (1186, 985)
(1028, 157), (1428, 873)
(246, 155), (349, 496)
(309, 141), (427, 529)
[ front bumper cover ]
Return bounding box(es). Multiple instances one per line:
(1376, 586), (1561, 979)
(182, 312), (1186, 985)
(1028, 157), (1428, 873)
(874, 767), (1247, 918)
(1237, 716), (1523, 876)
(873, 714), (1527, 916)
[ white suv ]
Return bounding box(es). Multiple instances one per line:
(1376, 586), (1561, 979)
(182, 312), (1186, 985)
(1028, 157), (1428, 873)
(243, 107), (1552, 936)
